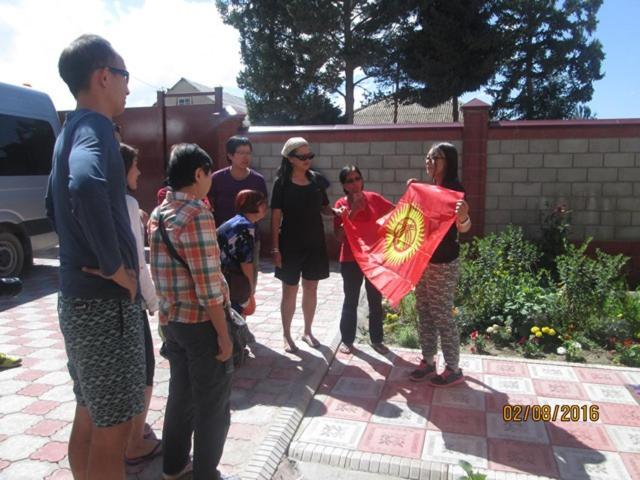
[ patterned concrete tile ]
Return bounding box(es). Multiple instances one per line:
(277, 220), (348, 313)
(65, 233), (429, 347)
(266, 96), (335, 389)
(0, 413), (41, 435)
(30, 441), (68, 462)
(546, 421), (616, 451)
(528, 363), (579, 381)
(533, 379), (587, 400)
(358, 424), (425, 458)
(606, 425), (640, 453)
(485, 393), (538, 413)
(298, 418), (367, 449)
(323, 397), (377, 422)
(483, 374), (535, 395)
(422, 431), (488, 468)
(620, 452), (640, 479)
(23, 400), (61, 416)
(621, 371), (640, 386)
(486, 412), (549, 444)
(371, 400), (428, 428)
(575, 367), (624, 385)
(484, 360), (529, 377)
(0, 459), (57, 479)
(331, 377), (384, 399)
(40, 385), (75, 403)
(599, 403), (640, 426)
(26, 420), (69, 437)
(584, 383), (637, 405)
(0, 394), (37, 414)
(428, 406), (486, 436)
(0, 434), (49, 461)
(457, 355), (484, 373)
(488, 439), (558, 477)
(432, 385), (486, 411)
(379, 381), (433, 405)
(387, 366), (416, 383)
(553, 446), (631, 480)
(45, 402), (76, 422)
(33, 372), (72, 386)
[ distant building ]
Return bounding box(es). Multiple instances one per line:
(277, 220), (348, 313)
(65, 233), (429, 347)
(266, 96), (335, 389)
(354, 97), (462, 125)
(164, 78), (247, 115)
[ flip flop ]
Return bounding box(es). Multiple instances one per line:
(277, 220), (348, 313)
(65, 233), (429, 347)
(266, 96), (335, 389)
(125, 439), (162, 466)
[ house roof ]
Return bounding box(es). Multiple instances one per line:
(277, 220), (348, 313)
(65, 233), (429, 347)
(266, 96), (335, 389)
(167, 77), (247, 114)
(353, 97), (462, 124)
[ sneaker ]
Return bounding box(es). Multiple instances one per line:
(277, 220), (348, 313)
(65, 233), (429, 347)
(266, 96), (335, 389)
(162, 461), (193, 480)
(429, 367), (464, 387)
(409, 361), (436, 382)
(0, 352), (21, 369)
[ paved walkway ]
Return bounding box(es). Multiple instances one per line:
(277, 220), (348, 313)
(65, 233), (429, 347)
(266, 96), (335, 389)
(0, 257), (343, 479)
(2, 257), (640, 479)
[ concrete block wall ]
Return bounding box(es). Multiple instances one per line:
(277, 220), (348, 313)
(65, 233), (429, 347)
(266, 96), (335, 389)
(251, 139), (463, 207)
(484, 136), (640, 241)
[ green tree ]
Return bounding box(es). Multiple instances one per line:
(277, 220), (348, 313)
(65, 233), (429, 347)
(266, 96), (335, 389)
(216, 0), (342, 125)
(217, 0), (405, 124)
(487, 0), (604, 120)
(396, 0), (503, 122)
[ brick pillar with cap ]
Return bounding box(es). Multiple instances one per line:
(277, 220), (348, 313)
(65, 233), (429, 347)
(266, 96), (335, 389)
(461, 98), (490, 237)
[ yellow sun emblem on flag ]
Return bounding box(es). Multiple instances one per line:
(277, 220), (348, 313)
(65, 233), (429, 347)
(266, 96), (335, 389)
(384, 203), (425, 265)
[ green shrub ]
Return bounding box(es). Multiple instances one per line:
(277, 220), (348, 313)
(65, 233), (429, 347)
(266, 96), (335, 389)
(615, 343), (640, 368)
(396, 324), (420, 348)
(554, 240), (629, 337)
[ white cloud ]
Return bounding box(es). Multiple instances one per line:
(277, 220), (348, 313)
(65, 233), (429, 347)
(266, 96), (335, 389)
(0, 0), (242, 110)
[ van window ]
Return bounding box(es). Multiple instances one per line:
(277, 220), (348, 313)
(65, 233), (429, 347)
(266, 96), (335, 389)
(0, 113), (56, 176)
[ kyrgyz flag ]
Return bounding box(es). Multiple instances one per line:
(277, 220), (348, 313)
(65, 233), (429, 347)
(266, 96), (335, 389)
(342, 183), (463, 307)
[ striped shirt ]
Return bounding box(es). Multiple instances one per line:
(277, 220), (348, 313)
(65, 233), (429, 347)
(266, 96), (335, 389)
(149, 190), (229, 325)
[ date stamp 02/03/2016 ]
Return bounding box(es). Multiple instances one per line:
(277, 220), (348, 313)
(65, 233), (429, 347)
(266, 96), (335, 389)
(502, 404), (600, 423)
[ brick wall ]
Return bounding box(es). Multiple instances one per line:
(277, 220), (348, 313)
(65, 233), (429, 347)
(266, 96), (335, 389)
(244, 105), (640, 283)
(485, 136), (640, 241)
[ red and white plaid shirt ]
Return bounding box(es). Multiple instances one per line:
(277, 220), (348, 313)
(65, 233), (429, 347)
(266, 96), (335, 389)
(149, 190), (229, 325)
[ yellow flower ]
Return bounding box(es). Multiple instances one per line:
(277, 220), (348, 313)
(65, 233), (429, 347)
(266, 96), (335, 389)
(535, 331), (543, 338)
(548, 328), (556, 336)
(541, 326), (550, 334)
(531, 326), (540, 334)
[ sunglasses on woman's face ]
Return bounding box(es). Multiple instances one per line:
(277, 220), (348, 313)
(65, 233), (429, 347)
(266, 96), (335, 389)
(344, 176), (362, 184)
(291, 153), (315, 161)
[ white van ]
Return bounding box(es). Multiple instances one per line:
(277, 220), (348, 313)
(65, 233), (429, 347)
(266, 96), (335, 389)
(0, 82), (60, 276)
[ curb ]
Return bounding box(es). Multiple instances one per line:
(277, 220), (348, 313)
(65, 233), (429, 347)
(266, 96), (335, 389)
(243, 329), (343, 480)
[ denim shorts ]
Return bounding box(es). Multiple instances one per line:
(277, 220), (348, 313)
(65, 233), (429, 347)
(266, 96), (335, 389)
(58, 295), (146, 427)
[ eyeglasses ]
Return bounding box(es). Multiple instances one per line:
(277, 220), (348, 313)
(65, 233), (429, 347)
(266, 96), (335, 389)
(290, 153), (315, 161)
(344, 176), (362, 184)
(426, 154), (445, 162)
(106, 66), (130, 83)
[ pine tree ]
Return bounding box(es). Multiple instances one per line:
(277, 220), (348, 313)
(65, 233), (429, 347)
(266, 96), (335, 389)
(217, 0), (405, 124)
(397, 0), (503, 122)
(487, 0), (604, 120)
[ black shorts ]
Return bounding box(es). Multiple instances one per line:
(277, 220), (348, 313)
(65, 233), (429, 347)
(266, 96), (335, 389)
(275, 248), (329, 285)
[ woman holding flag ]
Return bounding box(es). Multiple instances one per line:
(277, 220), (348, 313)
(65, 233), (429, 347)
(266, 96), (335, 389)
(408, 142), (471, 387)
(334, 166), (395, 355)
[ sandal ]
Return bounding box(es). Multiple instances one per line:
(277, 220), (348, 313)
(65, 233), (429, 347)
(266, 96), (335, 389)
(301, 334), (320, 348)
(339, 343), (355, 354)
(371, 343), (390, 355)
(125, 439), (162, 466)
(284, 339), (299, 353)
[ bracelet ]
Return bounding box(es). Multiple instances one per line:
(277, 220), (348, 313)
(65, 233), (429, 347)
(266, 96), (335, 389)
(271, 248), (280, 254)
(458, 216), (471, 225)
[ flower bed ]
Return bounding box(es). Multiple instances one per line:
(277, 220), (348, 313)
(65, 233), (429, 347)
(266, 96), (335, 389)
(381, 207), (640, 367)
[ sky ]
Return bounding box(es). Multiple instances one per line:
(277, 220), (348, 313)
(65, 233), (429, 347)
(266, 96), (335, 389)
(1, 0), (638, 119)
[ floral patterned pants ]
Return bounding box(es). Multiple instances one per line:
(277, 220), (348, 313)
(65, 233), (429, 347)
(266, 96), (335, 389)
(415, 259), (460, 370)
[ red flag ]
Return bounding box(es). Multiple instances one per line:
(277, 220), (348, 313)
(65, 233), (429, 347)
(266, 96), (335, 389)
(342, 183), (463, 307)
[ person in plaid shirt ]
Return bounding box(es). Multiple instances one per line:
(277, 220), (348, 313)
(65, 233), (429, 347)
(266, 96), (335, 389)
(149, 143), (236, 480)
